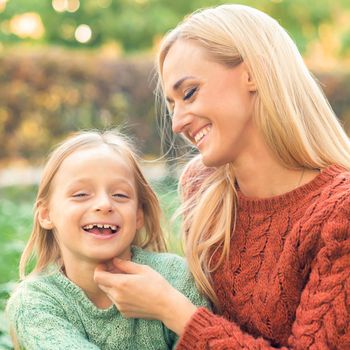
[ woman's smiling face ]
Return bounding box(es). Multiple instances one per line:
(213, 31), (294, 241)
(162, 39), (258, 167)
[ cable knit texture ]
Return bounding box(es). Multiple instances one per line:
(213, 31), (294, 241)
(6, 246), (209, 350)
(177, 163), (350, 350)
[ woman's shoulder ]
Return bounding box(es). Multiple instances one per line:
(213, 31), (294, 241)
(297, 165), (350, 226)
(319, 165), (350, 208)
(305, 165), (350, 243)
(179, 155), (215, 200)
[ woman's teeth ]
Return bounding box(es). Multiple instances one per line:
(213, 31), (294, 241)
(194, 126), (211, 144)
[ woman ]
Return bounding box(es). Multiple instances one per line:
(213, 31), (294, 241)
(94, 4), (350, 349)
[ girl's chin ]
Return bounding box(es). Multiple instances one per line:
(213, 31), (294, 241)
(86, 250), (131, 265)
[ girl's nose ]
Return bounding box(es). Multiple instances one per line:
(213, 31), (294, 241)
(171, 105), (192, 134)
(94, 193), (113, 213)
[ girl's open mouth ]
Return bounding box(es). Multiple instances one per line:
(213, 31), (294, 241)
(82, 224), (120, 235)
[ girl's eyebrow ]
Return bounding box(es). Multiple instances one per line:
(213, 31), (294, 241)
(166, 76), (195, 103)
(66, 178), (134, 189)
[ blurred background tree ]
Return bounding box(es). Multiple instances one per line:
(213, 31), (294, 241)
(0, 0), (350, 165)
(0, 0), (349, 58)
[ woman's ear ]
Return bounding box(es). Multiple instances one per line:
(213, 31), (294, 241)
(136, 208), (144, 230)
(242, 63), (257, 92)
(38, 205), (54, 230)
(247, 72), (257, 92)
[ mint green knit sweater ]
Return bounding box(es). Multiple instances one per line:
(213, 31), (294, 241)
(7, 246), (210, 350)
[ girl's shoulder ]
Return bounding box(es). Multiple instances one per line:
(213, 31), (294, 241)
(6, 271), (65, 324)
(131, 246), (209, 308)
(7, 271), (63, 305)
(9, 269), (56, 291)
(131, 246), (193, 285)
(131, 246), (186, 271)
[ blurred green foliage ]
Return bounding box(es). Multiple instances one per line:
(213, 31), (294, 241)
(0, 0), (350, 57)
(0, 185), (36, 350)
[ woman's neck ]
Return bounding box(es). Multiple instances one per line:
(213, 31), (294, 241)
(233, 138), (319, 198)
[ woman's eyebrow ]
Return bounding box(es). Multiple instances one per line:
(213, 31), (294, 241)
(166, 76), (195, 103)
(173, 76), (195, 90)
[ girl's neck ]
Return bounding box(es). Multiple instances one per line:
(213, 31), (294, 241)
(63, 260), (112, 309)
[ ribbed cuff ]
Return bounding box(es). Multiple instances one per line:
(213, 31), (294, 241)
(176, 307), (215, 350)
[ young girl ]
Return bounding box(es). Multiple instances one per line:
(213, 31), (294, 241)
(6, 130), (209, 350)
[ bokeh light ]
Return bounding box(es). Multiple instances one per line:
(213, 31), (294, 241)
(52, 0), (80, 13)
(75, 24), (92, 43)
(52, 0), (65, 12)
(9, 12), (45, 39)
(0, 0), (8, 13)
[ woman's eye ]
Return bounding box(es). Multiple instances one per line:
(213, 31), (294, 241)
(183, 87), (197, 101)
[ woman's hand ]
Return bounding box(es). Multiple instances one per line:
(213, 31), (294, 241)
(94, 258), (198, 335)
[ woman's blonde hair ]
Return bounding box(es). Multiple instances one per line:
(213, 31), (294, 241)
(156, 4), (350, 307)
(19, 130), (166, 279)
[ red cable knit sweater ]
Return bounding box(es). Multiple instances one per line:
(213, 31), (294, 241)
(177, 163), (350, 350)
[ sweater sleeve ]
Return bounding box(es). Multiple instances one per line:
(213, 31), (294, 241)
(162, 254), (212, 350)
(176, 199), (350, 349)
(6, 286), (101, 350)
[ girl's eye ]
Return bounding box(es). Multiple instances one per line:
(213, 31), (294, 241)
(113, 193), (129, 199)
(183, 87), (197, 101)
(72, 193), (88, 198)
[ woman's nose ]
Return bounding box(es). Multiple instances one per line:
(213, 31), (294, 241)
(171, 105), (192, 134)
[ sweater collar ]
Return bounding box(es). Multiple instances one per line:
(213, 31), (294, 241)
(49, 245), (146, 314)
(237, 165), (346, 213)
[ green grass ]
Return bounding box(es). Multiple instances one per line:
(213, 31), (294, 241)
(0, 178), (181, 349)
(0, 185), (37, 349)
(152, 176), (183, 254)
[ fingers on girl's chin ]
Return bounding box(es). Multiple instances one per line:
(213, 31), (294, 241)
(112, 257), (124, 265)
(99, 285), (110, 293)
(112, 258), (131, 271)
(94, 264), (105, 272)
(104, 261), (117, 272)
(112, 258), (143, 273)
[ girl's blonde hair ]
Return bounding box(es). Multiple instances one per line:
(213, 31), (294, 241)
(156, 4), (350, 307)
(19, 130), (166, 279)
